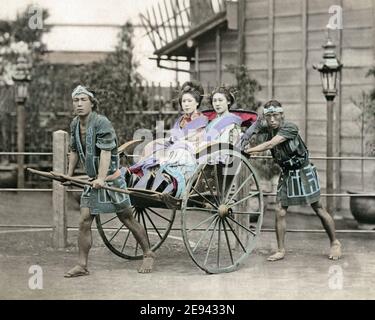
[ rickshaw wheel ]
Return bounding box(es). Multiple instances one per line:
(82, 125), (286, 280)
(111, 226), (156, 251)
(181, 145), (263, 273)
(96, 206), (176, 260)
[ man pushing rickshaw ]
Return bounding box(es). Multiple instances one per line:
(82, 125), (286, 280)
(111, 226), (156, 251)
(245, 100), (342, 261)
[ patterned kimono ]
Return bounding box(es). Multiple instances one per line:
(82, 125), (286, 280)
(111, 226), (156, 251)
(70, 112), (131, 214)
(127, 112), (208, 198)
(204, 112), (242, 145)
(258, 121), (321, 206)
(170, 113), (209, 145)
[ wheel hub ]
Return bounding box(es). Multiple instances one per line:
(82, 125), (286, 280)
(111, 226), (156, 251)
(218, 204), (230, 218)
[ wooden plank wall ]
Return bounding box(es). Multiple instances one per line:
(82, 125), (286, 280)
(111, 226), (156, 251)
(191, 0), (374, 213)
(192, 28), (239, 86)
(241, 0), (375, 213)
(338, 0), (375, 210)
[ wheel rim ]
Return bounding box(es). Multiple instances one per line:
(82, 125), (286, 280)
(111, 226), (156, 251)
(96, 206), (176, 260)
(181, 148), (263, 273)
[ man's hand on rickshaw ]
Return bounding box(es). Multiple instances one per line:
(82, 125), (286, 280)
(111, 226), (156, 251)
(61, 175), (73, 186)
(243, 144), (253, 155)
(92, 178), (105, 189)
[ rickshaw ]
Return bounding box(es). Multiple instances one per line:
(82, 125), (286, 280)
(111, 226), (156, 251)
(95, 110), (264, 274)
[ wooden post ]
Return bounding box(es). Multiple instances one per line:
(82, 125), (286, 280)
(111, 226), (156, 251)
(237, 0), (245, 65)
(195, 46), (200, 80)
(268, 0), (274, 99)
(16, 101), (25, 188)
(335, 0), (343, 212)
(158, 82), (162, 120)
(52, 130), (68, 248)
(373, 0), (375, 65)
(326, 99), (335, 214)
(373, 0), (375, 92)
(216, 28), (222, 85)
(301, 0), (308, 142)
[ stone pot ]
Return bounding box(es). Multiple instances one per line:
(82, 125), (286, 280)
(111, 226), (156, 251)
(348, 191), (375, 230)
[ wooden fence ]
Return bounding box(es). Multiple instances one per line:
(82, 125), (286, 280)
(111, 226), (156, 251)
(0, 81), (218, 187)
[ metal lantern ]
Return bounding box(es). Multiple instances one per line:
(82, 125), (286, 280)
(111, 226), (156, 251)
(313, 38), (343, 101)
(12, 56), (32, 188)
(12, 56), (31, 103)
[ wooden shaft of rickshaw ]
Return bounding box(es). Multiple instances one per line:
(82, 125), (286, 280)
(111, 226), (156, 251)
(26, 168), (180, 207)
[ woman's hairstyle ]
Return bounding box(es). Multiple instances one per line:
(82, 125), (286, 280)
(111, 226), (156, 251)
(178, 80), (204, 107)
(209, 86), (236, 109)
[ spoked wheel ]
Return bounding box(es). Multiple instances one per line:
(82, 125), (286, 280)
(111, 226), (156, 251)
(181, 146), (263, 273)
(96, 206), (175, 260)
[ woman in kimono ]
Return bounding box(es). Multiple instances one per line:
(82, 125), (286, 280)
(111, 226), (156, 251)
(141, 80), (208, 159)
(123, 81), (208, 197)
(204, 86), (242, 146)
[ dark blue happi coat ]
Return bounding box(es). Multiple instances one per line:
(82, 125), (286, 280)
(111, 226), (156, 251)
(70, 112), (131, 214)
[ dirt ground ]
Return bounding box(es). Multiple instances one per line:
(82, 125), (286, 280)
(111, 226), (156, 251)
(0, 192), (374, 300)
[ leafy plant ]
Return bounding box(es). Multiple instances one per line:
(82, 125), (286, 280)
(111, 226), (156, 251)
(352, 69), (375, 157)
(1, 7), (151, 152)
(225, 64), (262, 111)
(0, 5), (49, 155)
(351, 69), (375, 190)
(67, 22), (148, 142)
(26, 22), (148, 148)
(352, 92), (375, 154)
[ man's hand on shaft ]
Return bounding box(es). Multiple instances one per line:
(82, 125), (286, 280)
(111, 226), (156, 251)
(92, 178), (105, 189)
(244, 144), (253, 155)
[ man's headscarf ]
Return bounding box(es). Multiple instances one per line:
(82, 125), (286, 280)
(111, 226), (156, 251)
(263, 100), (284, 115)
(72, 85), (94, 98)
(263, 105), (284, 114)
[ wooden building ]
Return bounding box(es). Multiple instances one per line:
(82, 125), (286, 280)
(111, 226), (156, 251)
(142, 0), (375, 214)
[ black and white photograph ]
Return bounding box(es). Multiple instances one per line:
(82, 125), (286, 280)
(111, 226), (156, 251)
(0, 0), (374, 303)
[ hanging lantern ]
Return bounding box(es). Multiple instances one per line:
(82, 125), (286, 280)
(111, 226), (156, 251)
(313, 38), (343, 101)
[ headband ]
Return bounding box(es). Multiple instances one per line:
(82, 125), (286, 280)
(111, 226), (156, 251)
(72, 85), (94, 98)
(263, 105), (284, 114)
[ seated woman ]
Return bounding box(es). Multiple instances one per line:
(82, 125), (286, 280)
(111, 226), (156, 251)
(141, 80), (208, 160)
(122, 81), (208, 197)
(203, 86), (242, 146)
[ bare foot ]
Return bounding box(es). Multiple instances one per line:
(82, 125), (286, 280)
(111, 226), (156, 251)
(329, 240), (342, 260)
(64, 265), (89, 278)
(267, 250), (285, 262)
(138, 251), (156, 273)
